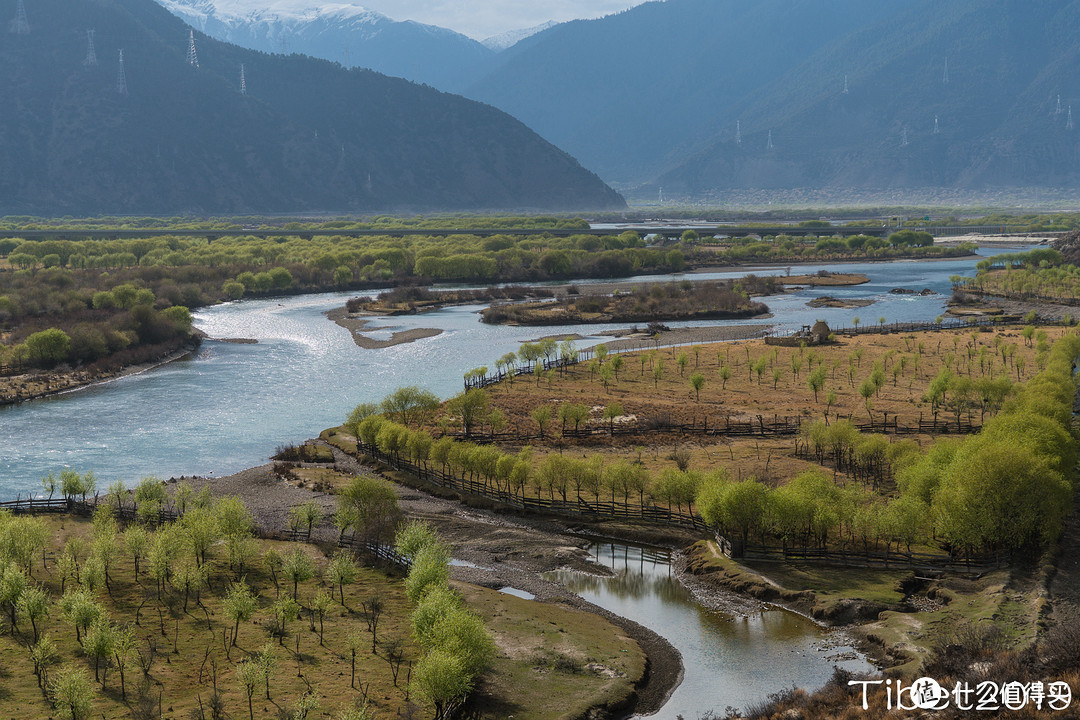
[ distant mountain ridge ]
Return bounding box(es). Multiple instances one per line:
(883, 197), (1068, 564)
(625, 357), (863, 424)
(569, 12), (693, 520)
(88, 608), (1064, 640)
(651, 0), (1080, 198)
(461, 0), (912, 187)
(481, 21), (558, 51)
(155, 0), (495, 88)
(0, 0), (624, 215)
(454, 0), (1080, 199)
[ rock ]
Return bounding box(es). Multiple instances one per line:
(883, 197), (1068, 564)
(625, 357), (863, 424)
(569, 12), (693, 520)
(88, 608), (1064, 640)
(889, 288), (916, 294)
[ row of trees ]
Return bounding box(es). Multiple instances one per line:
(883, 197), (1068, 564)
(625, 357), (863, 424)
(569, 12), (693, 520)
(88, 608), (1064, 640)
(895, 332), (1080, 554)
(395, 523), (494, 720)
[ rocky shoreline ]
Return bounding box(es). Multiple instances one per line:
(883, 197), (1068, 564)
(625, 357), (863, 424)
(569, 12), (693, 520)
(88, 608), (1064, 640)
(0, 335), (202, 407)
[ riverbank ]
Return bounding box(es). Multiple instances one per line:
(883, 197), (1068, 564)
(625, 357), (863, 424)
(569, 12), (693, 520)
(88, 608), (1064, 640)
(174, 449), (685, 718)
(0, 333), (202, 407)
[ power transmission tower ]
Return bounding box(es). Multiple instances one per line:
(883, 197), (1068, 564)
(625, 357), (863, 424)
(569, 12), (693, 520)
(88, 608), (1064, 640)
(1056, 94), (1064, 114)
(187, 29), (199, 68)
(933, 115), (940, 134)
(900, 128), (909, 147)
(942, 57), (949, 84)
(735, 120), (742, 145)
(1068, 106), (1074, 131)
(240, 64), (246, 95)
(10, 0), (29, 34)
(842, 74), (849, 95)
(766, 130), (774, 150)
(658, 187), (664, 204)
(84, 29), (97, 66)
(116, 49), (128, 95)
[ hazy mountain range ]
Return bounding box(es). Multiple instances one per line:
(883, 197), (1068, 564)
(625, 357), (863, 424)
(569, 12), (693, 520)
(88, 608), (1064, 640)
(0, 0), (624, 215)
(151, 0), (1080, 202)
(155, 0), (498, 89)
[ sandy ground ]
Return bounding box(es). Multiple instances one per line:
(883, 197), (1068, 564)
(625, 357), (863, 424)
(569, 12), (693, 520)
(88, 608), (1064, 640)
(173, 444), (693, 715)
(597, 323), (774, 352)
(326, 307), (444, 349)
(936, 233), (1060, 245)
(953, 294), (1080, 321)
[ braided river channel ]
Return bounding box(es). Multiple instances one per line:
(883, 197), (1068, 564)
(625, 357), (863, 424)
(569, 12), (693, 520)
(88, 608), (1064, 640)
(0, 246), (1028, 717)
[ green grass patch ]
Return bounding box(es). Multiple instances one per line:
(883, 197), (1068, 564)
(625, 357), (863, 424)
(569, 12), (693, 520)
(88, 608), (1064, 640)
(457, 583), (645, 720)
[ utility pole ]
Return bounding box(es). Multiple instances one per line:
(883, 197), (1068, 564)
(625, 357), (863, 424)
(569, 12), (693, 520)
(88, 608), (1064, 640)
(10, 0), (29, 34)
(187, 29), (199, 68)
(116, 49), (128, 95)
(84, 29), (97, 66)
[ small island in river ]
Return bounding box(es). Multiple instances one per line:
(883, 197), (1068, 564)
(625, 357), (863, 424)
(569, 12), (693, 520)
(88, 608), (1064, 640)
(480, 278), (772, 325)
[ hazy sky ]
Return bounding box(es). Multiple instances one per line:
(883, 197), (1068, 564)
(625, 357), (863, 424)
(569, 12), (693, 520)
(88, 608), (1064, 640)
(357, 0), (647, 39)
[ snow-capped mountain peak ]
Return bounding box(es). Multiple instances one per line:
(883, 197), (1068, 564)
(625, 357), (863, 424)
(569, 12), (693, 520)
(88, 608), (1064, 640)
(481, 20), (558, 51)
(156, 0), (385, 24)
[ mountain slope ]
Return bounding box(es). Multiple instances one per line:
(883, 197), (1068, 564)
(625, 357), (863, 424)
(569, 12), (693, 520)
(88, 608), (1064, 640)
(155, 0), (494, 89)
(481, 21), (558, 51)
(651, 0), (1080, 197)
(0, 0), (624, 215)
(462, 0), (911, 186)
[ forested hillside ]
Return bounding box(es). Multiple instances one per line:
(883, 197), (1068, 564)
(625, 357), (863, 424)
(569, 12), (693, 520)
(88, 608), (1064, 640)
(0, 0), (624, 215)
(461, 0), (909, 185)
(156, 0), (495, 89)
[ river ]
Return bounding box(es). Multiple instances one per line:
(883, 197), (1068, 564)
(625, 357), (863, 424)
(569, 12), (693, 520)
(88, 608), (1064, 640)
(0, 248), (1024, 717)
(547, 541), (871, 719)
(0, 250), (1015, 499)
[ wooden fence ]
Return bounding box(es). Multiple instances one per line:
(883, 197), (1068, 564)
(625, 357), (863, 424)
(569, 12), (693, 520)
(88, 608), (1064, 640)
(0, 495), (410, 570)
(442, 410), (980, 446)
(357, 442), (708, 532)
(716, 532), (1010, 573)
(464, 315), (1036, 394)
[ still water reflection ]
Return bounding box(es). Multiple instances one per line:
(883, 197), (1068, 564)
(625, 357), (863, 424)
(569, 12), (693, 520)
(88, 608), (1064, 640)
(546, 542), (872, 719)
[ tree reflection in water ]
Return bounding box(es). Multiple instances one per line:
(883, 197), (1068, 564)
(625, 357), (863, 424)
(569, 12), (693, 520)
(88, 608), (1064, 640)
(543, 540), (872, 719)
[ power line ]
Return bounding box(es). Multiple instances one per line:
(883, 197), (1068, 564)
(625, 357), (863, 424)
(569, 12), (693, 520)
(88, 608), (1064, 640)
(116, 49), (128, 95)
(10, 0), (29, 34)
(84, 29), (97, 66)
(186, 29), (199, 68)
